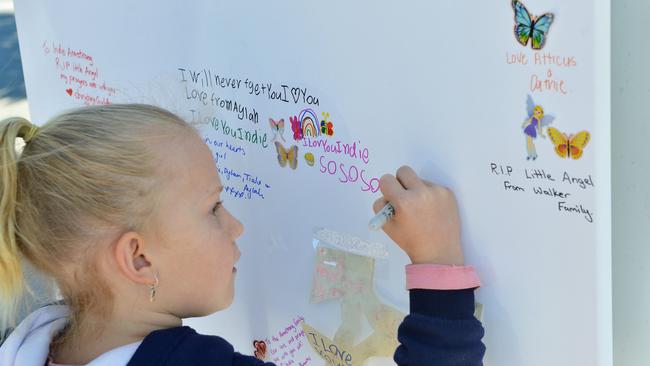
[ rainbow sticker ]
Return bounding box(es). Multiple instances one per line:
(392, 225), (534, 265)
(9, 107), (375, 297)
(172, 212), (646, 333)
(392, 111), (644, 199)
(300, 109), (320, 138)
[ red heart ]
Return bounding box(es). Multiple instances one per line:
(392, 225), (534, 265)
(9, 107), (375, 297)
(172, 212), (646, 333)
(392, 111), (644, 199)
(253, 340), (267, 359)
(65, 88), (73, 96)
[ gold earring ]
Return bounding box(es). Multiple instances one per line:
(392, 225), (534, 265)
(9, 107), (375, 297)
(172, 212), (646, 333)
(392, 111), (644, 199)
(149, 275), (159, 302)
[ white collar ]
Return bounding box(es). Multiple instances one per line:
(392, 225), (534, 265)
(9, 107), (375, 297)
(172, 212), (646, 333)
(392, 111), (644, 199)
(0, 304), (141, 366)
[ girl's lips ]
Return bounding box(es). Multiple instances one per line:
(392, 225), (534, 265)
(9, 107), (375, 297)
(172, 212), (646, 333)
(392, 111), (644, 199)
(232, 267), (237, 273)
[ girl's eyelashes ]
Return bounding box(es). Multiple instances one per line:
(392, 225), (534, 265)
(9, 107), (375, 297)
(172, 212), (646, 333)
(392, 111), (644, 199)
(212, 201), (223, 216)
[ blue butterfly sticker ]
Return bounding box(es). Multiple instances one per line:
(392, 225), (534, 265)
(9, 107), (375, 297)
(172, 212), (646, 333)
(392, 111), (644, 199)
(512, 0), (554, 50)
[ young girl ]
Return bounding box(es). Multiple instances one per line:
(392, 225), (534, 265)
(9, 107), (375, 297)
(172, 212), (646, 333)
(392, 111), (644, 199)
(0, 104), (484, 365)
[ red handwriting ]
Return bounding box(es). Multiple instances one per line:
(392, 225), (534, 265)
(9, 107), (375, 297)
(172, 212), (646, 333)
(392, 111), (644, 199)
(506, 51), (577, 68)
(505, 50), (575, 95)
(530, 69), (567, 95)
(42, 40), (115, 105)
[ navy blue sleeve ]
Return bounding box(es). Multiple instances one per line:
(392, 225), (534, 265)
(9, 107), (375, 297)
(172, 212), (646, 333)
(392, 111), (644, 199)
(232, 352), (276, 365)
(393, 289), (485, 365)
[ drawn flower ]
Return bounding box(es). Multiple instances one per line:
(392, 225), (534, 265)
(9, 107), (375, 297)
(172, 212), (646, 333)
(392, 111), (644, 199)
(320, 112), (334, 136)
(290, 115), (302, 141)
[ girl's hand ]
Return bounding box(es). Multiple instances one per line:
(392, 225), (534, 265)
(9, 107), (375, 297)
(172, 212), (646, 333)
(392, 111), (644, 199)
(373, 166), (464, 266)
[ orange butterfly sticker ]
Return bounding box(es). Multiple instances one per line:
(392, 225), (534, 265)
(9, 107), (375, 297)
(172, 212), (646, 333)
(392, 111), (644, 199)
(547, 127), (591, 159)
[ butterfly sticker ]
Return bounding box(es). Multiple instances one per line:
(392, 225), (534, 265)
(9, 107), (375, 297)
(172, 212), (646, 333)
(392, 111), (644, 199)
(269, 118), (285, 142)
(290, 115), (303, 141)
(512, 0), (554, 50)
(253, 340), (267, 360)
(275, 141), (298, 169)
(320, 112), (334, 137)
(547, 127), (591, 160)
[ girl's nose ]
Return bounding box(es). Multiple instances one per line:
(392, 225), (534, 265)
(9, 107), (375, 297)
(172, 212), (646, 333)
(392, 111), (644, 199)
(233, 218), (244, 239)
(225, 208), (244, 239)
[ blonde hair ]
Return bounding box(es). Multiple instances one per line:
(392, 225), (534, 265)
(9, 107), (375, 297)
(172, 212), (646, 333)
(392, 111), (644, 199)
(0, 104), (194, 339)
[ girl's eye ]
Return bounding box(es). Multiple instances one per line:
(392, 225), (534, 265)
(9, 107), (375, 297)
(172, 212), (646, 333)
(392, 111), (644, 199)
(212, 201), (223, 216)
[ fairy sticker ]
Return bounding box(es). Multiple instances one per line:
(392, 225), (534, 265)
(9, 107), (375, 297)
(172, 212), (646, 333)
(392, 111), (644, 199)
(511, 0), (554, 50)
(521, 95), (554, 160)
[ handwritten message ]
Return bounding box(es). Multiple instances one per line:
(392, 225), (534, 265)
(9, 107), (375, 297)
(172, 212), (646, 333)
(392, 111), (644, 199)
(506, 51), (578, 95)
(179, 68), (320, 107)
(303, 324), (353, 366)
(302, 137), (380, 193)
(41, 41), (116, 105)
(489, 162), (595, 223)
(178, 66), (382, 197)
(263, 316), (311, 366)
(204, 137), (271, 200)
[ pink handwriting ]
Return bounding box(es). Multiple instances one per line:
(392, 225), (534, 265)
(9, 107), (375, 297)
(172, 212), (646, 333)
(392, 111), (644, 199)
(319, 156), (380, 193)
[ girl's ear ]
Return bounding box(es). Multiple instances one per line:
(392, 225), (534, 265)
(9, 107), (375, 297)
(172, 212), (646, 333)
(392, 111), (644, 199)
(113, 231), (156, 285)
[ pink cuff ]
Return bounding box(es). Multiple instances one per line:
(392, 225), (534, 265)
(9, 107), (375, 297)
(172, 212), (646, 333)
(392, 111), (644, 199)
(405, 264), (481, 290)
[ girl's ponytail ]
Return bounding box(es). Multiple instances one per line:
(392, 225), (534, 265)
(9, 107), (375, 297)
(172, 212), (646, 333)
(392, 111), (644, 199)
(0, 117), (37, 330)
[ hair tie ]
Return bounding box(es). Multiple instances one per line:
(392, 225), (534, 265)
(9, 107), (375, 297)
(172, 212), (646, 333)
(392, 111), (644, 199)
(22, 125), (40, 143)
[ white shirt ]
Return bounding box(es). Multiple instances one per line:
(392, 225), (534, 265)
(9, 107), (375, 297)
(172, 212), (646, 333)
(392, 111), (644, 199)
(0, 305), (141, 366)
